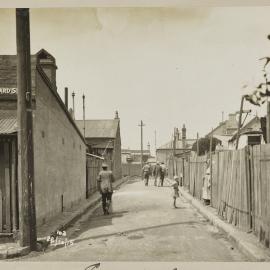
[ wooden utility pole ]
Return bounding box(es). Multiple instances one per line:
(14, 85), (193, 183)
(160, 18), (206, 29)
(173, 128), (176, 176)
(16, 8), (37, 250)
(138, 120), (145, 173)
(82, 94), (85, 139)
(209, 128), (213, 206)
(236, 95), (245, 150)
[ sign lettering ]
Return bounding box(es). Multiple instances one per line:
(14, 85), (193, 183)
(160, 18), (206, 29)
(0, 88), (17, 95)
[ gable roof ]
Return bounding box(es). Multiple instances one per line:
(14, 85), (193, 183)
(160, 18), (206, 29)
(75, 119), (119, 138)
(0, 49), (86, 144)
(229, 116), (262, 142)
(157, 138), (196, 150)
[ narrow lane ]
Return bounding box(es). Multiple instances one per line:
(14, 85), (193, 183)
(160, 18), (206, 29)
(21, 177), (248, 261)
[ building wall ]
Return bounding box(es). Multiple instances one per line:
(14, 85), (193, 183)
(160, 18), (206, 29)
(33, 71), (87, 225)
(156, 149), (173, 165)
(113, 124), (122, 180)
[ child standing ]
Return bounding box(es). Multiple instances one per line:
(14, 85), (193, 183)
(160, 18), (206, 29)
(171, 176), (180, 208)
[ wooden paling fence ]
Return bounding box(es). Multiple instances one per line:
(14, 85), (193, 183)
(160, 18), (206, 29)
(122, 163), (142, 177)
(251, 144), (270, 247)
(216, 149), (251, 232)
(189, 155), (207, 200)
(169, 144), (270, 248)
(86, 156), (103, 198)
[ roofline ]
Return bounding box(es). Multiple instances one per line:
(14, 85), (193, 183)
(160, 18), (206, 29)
(205, 121), (227, 137)
(76, 119), (120, 121)
(228, 116), (261, 142)
(36, 64), (86, 146)
(86, 137), (116, 139)
(75, 119), (119, 139)
(156, 148), (192, 151)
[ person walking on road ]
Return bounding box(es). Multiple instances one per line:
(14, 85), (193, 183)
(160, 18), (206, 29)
(142, 162), (151, 186)
(171, 176), (180, 208)
(153, 162), (161, 186)
(97, 163), (115, 215)
(159, 162), (167, 187)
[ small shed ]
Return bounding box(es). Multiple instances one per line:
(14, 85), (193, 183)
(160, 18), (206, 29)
(76, 114), (122, 180)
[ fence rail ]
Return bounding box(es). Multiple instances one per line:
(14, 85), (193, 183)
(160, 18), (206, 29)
(168, 144), (270, 249)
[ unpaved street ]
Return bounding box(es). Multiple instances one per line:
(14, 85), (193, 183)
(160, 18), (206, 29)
(20, 177), (248, 261)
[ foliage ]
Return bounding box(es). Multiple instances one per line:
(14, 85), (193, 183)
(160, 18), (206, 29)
(191, 136), (221, 156)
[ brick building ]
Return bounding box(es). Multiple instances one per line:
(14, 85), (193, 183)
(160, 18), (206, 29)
(0, 49), (87, 232)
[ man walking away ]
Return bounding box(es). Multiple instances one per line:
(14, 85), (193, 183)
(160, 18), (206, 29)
(153, 162), (161, 186)
(97, 163), (115, 215)
(159, 162), (167, 187)
(142, 162), (151, 186)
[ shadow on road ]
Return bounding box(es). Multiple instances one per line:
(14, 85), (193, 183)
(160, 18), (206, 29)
(69, 207), (128, 239)
(73, 220), (198, 245)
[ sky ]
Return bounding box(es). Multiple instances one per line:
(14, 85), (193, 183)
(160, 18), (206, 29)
(1, 5), (270, 153)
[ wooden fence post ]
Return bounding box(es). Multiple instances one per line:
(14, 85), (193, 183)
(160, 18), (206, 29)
(209, 128), (213, 206)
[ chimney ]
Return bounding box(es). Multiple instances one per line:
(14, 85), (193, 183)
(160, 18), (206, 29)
(115, 110), (119, 119)
(65, 87), (68, 108)
(37, 49), (57, 89)
(176, 128), (180, 140)
(182, 124), (186, 148)
(182, 124), (186, 140)
(227, 113), (237, 127)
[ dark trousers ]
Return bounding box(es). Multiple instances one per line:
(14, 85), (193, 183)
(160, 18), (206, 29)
(101, 192), (112, 213)
(143, 172), (150, 186)
(159, 173), (165, 186)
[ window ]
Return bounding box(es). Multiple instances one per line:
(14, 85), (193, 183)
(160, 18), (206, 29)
(247, 135), (261, 146)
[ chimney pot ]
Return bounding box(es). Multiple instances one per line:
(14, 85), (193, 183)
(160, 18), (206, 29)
(115, 110), (119, 119)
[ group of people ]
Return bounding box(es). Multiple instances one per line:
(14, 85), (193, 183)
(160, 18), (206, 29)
(96, 161), (182, 216)
(142, 161), (167, 187)
(142, 161), (181, 208)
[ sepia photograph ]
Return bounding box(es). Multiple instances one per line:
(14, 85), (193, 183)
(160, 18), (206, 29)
(1, 0), (270, 268)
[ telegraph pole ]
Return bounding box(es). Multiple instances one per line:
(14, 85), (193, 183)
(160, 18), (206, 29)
(82, 94), (85, 139)
(236, 95), (245, 150)
(16, 8), (37, 250)
(173, 128), (176, 175)
(209, 128), (213, 206)
(138, 120), (145, 173)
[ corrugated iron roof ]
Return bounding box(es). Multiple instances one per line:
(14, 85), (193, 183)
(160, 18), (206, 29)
(0, 110), (17, 134)
(76, 119), (119, 138)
